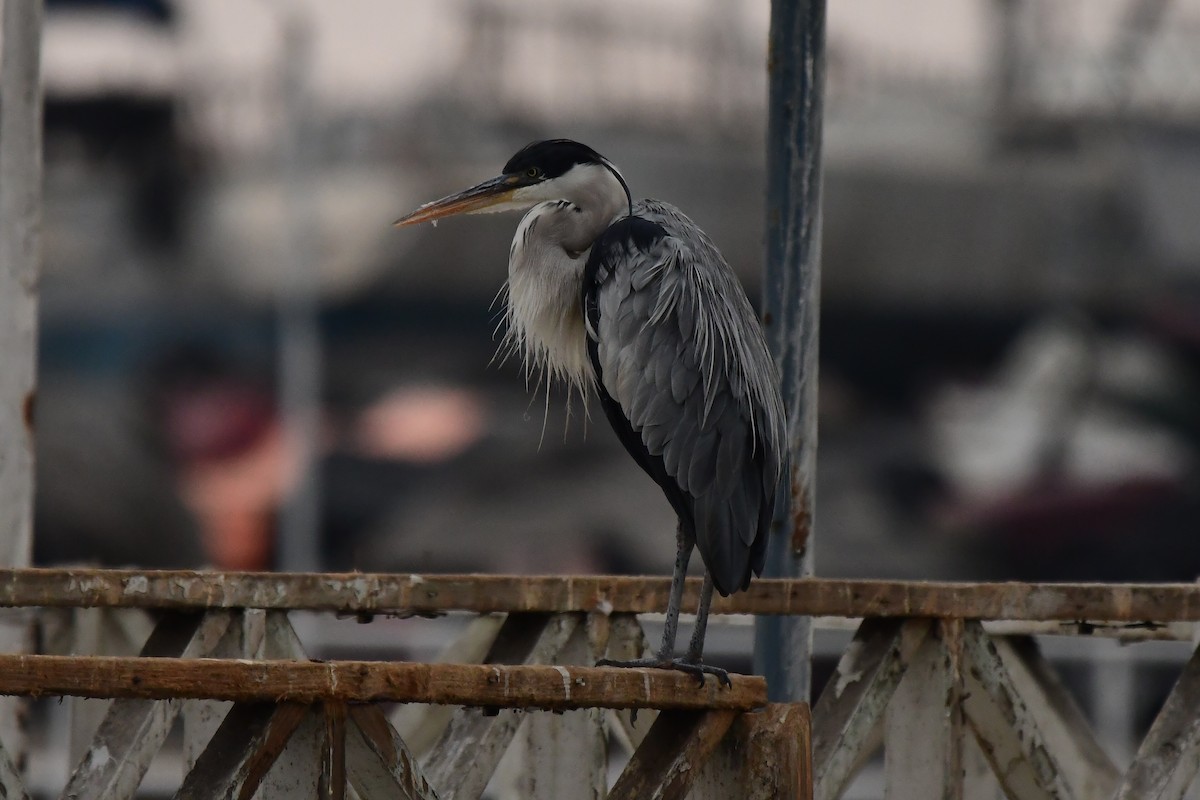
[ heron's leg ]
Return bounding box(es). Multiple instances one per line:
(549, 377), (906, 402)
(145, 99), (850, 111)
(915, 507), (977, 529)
(653, 521), (692, 660)
(598, 522), (690, 665)
(676, 572), (730, 687)
(685, 572), (714, 662)
(597, 526), (730, 687)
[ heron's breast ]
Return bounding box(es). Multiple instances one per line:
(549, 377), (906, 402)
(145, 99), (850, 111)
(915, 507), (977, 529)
(506, 244), (593, 385)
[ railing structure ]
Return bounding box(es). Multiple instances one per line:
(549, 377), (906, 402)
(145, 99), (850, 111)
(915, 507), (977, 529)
(0, 569), (811, 799)
(5, 570), (1200, 797)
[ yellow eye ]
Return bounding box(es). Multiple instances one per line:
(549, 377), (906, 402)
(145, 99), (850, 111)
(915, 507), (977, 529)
(525, 167), (541, 179)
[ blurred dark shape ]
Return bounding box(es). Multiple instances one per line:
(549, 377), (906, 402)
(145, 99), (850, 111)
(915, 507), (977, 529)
(965, 300), (1200, 582)
(46, 0), (173, 24)
(143, 344), (283, 571)
(144, 345), (276, 466)
(45, 98), (188, 252)
(969, 476), (1198, 582)
(34, 376), (204, 568)
(43, 0), (191, 251)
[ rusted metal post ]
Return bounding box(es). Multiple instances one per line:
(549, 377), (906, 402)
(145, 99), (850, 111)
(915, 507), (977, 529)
(0, 0), (43, 768)
(754, 0), (825, 703)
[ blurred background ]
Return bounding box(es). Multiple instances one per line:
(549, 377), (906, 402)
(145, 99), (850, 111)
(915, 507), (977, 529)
(21, 0), (1200, 585)
(12, 1), (1200, 794)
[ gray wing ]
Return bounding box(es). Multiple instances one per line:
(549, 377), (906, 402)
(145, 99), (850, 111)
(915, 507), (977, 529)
(583, 200), (788, 595)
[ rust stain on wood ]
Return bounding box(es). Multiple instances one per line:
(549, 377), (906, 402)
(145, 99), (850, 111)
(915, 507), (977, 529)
(21, 391), (34, 433)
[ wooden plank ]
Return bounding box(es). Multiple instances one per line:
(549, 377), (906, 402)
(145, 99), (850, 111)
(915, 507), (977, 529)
(319, 703), (347, 800)
(391, 614), (504, 758)
(63, 612), (232, 800)
(958, 622), (1074, 800)
(1114, 638), (1200, 800)
(10, 569), (1200, 622)
(994, 636), (1118, 799)
(812, 618), (930, 800)
(68, 608), (154, 767)
(0, 736), (28, 800)
(884, 620), (965, 800)
(182, 612), (247, 772)
(962, 734), (1000, 800)
(0, 653), (767, 710)
(345, 705), (439, 800)
(263, 610), (307, 659)
(175, 702), (309, 800)
(606, 709), (737, 800)
(421, 613), (578, 799)
(0, 0), (42, 769)
(254, 705), (324, 798)
(605, 613), (659, 752)
(693, 704), (813, 800)
(519, 622), (607, 800)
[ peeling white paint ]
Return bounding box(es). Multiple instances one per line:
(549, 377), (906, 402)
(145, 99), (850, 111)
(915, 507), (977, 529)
(834, 639), (866, 698)
(85, 744), (112, 769)
(124, 575), (149, 595)
(553, 665), (571, 700)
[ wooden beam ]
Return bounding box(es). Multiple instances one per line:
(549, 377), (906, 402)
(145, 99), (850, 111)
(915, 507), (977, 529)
(812, 618), (930, 800)
(0, 738), (27, 800)
(959, 621), (1074, 800)
(0, 0), (43, 773)
(346, 705), (440, 800)
(0, 653), (766, 710)
(1114, 638), (1200, 800)
(318, 702), (347, 800)
(392, 614), (504, 758)
(606, 613), (658, 751)
(607, 710), (738, 800)
(693, 704), (814, 800)
(883, 620), (965, 800)
(519, 621), (607, 799)
(63, 612), (232, 800)
(176, 702), (310, 800)
(995, 636), (1118, 798)
(421, 613), (579, 798)
(259, 703), (327, 797)
(8, 569), (1200, 622)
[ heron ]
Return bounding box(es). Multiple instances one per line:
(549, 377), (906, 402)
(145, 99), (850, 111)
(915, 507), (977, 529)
(395, 139), (787, 683)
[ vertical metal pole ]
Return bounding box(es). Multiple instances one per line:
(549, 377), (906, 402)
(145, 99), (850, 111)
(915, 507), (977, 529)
(754, 0), (825, 704)
(0, 0), (43, 763)
(276, 12), (322, 572)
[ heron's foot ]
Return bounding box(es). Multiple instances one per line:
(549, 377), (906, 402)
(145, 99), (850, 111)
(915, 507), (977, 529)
(595, 656), (732, 688)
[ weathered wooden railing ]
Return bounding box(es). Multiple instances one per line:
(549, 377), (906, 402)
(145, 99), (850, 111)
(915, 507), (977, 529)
(0, 569), (812, 799)
(5, 569), (1200, 798)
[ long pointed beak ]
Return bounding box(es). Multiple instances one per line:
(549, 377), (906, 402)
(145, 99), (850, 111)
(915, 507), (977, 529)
(394, 175), (518, 227)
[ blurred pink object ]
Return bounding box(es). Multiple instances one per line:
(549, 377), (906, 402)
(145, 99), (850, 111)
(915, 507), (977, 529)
(353, 385), (486, 463)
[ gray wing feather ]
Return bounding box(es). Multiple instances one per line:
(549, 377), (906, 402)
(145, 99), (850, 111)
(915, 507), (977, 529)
(590, 200), (788, 595)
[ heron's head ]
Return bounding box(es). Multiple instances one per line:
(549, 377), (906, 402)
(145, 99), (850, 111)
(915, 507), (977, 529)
(394, 139), (632, 227)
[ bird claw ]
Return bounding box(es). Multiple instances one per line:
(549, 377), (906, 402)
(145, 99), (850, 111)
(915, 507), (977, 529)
(595, 657), (732, 688)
